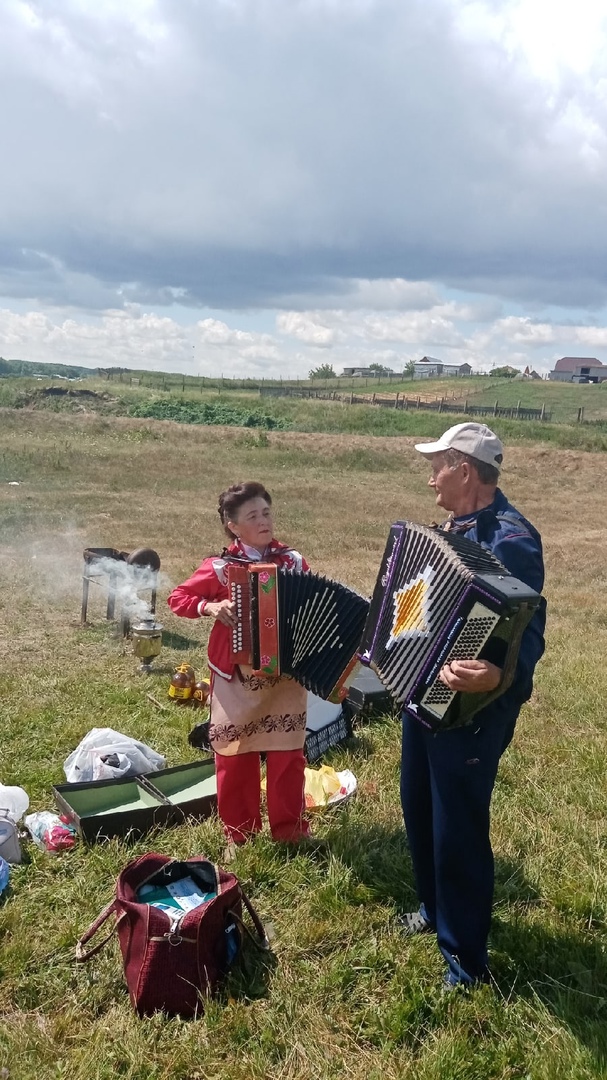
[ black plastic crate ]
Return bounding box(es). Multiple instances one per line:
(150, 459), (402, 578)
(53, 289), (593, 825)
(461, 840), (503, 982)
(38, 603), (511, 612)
(304, 696), (352, 763)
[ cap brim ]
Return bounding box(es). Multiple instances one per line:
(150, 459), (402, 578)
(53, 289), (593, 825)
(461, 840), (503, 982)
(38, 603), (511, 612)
(414, 439), (449, 455)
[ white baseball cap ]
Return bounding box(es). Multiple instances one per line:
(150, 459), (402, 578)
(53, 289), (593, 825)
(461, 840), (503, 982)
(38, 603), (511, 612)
(414, 422), (504, 470)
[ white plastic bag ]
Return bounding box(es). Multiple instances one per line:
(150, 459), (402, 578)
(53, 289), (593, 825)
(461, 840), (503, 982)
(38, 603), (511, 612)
(0, 784), (29, 823)
(24, 810), (76, 853)
(63, 728), (165, 783)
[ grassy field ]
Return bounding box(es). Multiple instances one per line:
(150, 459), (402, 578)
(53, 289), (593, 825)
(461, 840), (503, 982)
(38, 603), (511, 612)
(1, 405), (606, 1080)
(1, 374), (607, 449)
(93, 366), (607, 423)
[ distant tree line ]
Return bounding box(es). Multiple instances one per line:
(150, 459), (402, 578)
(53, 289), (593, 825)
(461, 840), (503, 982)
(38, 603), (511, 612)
(0, 357), (97, 379)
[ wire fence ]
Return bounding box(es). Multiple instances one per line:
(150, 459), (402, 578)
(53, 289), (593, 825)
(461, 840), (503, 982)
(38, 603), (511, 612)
(258, 385), (551, 421)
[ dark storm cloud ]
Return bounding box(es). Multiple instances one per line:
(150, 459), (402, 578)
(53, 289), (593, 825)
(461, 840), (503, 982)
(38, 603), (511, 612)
(1, 0), (607, 311)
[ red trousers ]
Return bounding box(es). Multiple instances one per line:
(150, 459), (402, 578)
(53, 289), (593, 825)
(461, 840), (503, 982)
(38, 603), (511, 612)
(215, 749), (310, 844)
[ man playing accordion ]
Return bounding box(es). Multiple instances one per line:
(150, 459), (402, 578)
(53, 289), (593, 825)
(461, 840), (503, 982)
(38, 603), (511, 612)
(398, 422), (546, 990)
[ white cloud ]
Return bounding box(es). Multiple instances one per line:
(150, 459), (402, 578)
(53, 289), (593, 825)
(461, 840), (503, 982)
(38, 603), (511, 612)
(357, 311), (464, 347)
(486, 315), (607, 349)
(196, 318), (276, 349)
(275, 312), (341, 347)
(3, 294), (607, 378)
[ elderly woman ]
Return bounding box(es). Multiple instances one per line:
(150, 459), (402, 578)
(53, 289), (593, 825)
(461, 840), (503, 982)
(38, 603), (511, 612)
(168, 481), (311, 849)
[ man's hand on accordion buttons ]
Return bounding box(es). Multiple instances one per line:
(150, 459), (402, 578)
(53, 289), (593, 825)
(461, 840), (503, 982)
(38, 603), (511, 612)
(207, 599), (237, 628)
(439, 659), (502, 694)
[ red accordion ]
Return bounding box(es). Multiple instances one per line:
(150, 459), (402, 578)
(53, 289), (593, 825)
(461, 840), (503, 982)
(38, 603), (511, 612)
(227, 562), (369, 702)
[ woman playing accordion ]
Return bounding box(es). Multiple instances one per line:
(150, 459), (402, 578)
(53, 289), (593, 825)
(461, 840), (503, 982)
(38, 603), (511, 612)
(168, 481), (311, 851)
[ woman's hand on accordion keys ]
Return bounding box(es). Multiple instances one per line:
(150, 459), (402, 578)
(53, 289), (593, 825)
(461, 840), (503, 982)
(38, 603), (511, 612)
(438, 659), (502, 694)
(205, 599), (238, 628)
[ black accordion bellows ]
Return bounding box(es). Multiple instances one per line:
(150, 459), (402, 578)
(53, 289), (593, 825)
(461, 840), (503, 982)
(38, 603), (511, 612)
(276, 568), (369, 698)
(359, 521), (542, 730)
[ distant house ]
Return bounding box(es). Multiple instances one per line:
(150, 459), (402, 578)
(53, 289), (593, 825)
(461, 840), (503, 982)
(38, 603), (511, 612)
(341, 366), (394, 377)
(548, 357), (606, 383)
(341, 367), (373, 377)
(442, 363), (472, 376)
(414, 358), (442, 378)
(413, 357), (472, 379)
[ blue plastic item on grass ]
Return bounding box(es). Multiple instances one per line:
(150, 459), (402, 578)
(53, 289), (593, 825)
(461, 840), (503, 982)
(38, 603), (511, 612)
(0, 856), (9, 895)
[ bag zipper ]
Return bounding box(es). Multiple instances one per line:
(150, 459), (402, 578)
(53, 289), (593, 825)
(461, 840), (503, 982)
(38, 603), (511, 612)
(136, 857), (221, 945)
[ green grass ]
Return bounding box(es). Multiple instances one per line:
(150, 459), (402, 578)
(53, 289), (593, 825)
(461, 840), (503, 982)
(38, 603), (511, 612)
(3, 375), (607, 451)
(128, 398), (290, 429)
(0, 405), (606, 1079)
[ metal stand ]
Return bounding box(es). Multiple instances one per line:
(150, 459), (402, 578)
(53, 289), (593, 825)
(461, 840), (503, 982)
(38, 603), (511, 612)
(81, 547), (161, 634)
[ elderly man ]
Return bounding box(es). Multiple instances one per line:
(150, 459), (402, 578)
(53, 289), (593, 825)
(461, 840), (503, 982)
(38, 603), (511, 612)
(399, 422), (546, 989)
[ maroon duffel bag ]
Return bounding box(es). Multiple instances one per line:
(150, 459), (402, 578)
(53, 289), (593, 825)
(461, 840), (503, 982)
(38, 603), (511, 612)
(76, 852), (269, 1017)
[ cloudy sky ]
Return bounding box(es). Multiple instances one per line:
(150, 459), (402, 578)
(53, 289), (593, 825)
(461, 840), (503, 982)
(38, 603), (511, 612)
(2, 0), (607, 378)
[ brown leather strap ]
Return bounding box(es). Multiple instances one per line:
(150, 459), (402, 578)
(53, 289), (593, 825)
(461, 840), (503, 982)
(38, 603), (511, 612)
(75, 901), (125, 962)
(229, 889), (270, 951)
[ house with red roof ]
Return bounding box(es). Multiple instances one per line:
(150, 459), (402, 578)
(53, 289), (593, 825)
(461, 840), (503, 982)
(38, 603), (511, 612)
(548, 357), (606, 383)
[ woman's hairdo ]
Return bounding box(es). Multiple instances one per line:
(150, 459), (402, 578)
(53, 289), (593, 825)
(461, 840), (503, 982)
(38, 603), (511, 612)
(218, 481), (272, 539)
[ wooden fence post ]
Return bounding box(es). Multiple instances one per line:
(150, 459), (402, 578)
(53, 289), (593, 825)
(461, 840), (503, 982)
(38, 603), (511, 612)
(464, 400), (468, 414)
(494, 400), (498, 416)
(540, 402), (545, 421)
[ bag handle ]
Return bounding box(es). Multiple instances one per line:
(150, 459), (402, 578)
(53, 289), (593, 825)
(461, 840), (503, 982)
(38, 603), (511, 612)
(229, 888), (270, 951)
(75, 900), (126, 962)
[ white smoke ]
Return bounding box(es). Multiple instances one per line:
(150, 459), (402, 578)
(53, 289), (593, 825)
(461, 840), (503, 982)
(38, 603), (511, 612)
(19, 532), (171, 627)
(85, 555), (165, 624)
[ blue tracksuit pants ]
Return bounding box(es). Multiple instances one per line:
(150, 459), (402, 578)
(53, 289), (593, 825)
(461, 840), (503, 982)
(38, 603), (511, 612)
(400, 706), (518, 983)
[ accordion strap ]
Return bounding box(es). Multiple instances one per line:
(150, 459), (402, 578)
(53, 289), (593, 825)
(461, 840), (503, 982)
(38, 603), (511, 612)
(496, 601), (532, 696)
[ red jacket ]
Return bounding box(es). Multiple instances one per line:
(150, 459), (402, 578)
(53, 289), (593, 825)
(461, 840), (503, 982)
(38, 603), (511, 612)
(167, 539), (309, 679)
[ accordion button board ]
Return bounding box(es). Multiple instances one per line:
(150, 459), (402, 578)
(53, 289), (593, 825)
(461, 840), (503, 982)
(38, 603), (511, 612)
(359, 521), (542, 732)
(228, 564), (253, 667)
